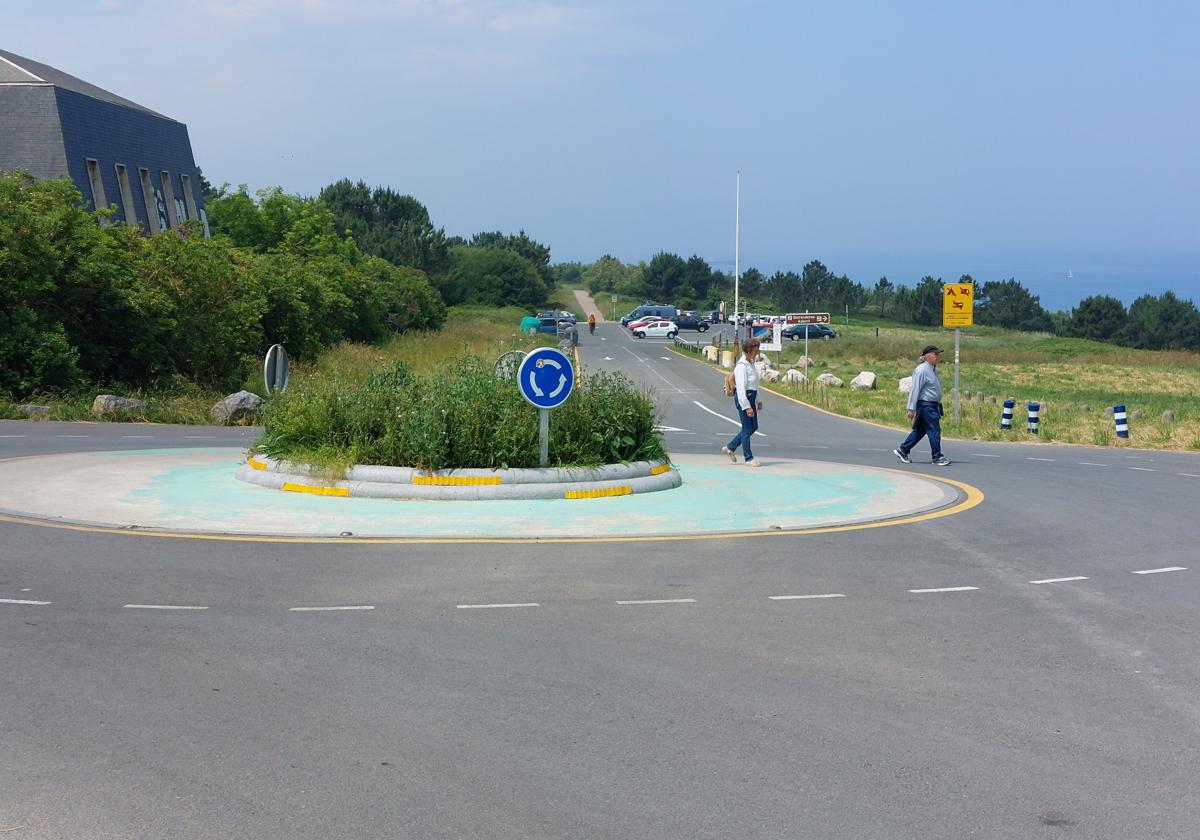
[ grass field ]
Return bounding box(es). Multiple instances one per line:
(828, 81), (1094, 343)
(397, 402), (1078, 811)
(690, 319), (1200, 451)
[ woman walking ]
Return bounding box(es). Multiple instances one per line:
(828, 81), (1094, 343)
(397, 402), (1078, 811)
(722, 338), (764, 467)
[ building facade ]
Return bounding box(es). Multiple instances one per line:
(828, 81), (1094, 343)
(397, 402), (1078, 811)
(0, 48), (207, 235)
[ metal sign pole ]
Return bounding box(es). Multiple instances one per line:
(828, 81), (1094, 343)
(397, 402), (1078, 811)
(539, 408), (549, 466)
(953, 328), (961, 421)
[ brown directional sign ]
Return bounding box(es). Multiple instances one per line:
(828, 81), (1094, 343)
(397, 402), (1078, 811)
(784, 312), (831, 325)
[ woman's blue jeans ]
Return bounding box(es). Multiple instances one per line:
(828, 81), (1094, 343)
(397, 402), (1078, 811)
(899, 400), (943, 460)
(727, 389), (759, 462)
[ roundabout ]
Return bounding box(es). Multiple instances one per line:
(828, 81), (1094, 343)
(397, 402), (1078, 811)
(0, 447), (978, 541)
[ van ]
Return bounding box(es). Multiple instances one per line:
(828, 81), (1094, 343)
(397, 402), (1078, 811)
(620, 304), (678, 326)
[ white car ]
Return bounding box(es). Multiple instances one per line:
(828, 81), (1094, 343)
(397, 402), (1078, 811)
(632, 320), (679, 339)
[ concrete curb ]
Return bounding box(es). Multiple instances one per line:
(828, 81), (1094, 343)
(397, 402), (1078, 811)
(237, 455), (682, 500)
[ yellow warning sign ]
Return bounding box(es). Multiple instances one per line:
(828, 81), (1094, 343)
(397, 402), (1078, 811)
(942, 283), (974, 328)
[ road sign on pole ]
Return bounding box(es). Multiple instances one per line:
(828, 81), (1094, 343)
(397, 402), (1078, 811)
(518, 347), (575, 465)
(784, 312), (831, 325)
(263, 344), (289, 394)
(942, 283), (974, 328)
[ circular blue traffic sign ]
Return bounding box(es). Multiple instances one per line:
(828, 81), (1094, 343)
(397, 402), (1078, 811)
(517, 347), (574, 409)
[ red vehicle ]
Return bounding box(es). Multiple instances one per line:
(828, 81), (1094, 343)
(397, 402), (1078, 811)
(626, 316), (671, 331)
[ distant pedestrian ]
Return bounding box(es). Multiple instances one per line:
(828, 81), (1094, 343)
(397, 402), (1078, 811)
(723, 337), (764, 467)
(894, 344), (950, 466)
(588, 313), (596, 335)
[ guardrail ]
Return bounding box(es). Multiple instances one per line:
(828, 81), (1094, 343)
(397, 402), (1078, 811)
(673, 336), (703, 353)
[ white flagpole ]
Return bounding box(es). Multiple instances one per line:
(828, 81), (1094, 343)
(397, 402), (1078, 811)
(734, 171), (740, 338)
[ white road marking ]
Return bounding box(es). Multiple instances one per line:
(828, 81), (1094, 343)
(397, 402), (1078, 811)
(970, 453), (1001, 458)
(603, 356), (614, 360)
(121, 435), (154, 439)
(56, 435), (88, 438)
(457, 602), (540, 609)
(20, 588), (31, 592)
(855, 448), (889, 452)
(289, 605), (376, 611)
(123, 604), (209, 610)
(908, 587), (979, 594)
(655, 425), (689, 432)
(616, 598), (697, 605)
(1, 598), (51, 605)
(1179, 473), (1200, 478)
(1027, 457), (1056, 462)
(0, 434), (27, 438)
(1129, 467), (1156, 472)
(795, 444), (830, 449)
(692, 400), (766, 433)
(1079, 462), (1108, 467)
(1029, 576), (1089, 585)
(1132, 567), (1187, 575)
(184, 435), (217, 439)
(769, 594), (846, 600)
(661, 356), (671, 360)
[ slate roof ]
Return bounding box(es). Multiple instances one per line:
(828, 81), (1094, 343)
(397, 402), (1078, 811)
(0, 48), (172, 120)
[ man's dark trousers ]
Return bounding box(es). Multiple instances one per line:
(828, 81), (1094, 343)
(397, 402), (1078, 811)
(898, 400), (943, 461)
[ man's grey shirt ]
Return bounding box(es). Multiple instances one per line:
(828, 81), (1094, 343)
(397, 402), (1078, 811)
(907, 360), (942, 411)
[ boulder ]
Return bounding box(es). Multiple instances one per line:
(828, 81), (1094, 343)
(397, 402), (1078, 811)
(795, 356), (814, 368)
(1105, 406), (1115, 415)
(1163, 410), (1175, 423)
(782, 369), (807, 384)
(815, 373), (843, 387)
(850, 371), (876, 391)
(1079, 404), (1090, 413)
(17, 404), (51, 418)
(762, 369), (781, 382)
(898, 376), (913, 394)
(975, 391), (984, 402)
(702, 345), (719, 362)
(211, 390), (264, 426)
(91, 394), (149, 417)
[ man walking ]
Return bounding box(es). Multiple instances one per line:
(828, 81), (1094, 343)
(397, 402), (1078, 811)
(893, 344), (951, 466)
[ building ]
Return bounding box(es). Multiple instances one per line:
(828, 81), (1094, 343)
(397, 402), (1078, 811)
(0, 48), (207, 235)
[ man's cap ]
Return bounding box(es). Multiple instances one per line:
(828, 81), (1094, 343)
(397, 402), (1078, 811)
(920, 344), (944, 356)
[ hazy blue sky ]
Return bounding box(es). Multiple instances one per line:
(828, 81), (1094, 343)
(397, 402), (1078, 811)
(9, 1), (1199, 295)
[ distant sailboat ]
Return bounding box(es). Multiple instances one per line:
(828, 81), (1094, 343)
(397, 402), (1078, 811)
(1066, 267), (1073, 279)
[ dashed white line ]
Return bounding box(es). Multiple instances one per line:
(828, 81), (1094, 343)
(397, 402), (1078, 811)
(121, 435), (154, 439)
(970, 453), (1001, 458)
(1027, 457), (1056, 462)
(1129, 467), (1156, 472)
(1029, 576), (1089, 585)
(769, 594), (846, 601)
(1131, 567), (1187, 575)
(855, 448), (889, 452)
(123, 604), (209, 610)
(1079, 462), (1108, 467)
(457, 603), (540, 609)
(691, 400), (766, 434)
(908, 587), (979, 594)
(795, 444), (830, 449)
(1179, 473), (1200, 478)
(0, 598), (51, 605)
(289, 605), (376, 611)
(616, 598), (697, 605)
(55, 435), (88, 438)
(0, 434), (27, 438)
(184, 435), (217, 439)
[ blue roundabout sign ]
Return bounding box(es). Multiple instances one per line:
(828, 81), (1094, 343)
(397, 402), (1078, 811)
(518, 347), (574, 409)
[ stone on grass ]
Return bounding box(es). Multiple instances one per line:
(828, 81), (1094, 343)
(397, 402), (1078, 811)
(211, 390), (264, 426)
(1130, 409), (1142, 421)
(18, 404), (51, 418)
(815, 373), (843, 387)
(1105, 406), (1115, 415)
(850, 371), (876, 391)
(702, 345), (719, 362)
(782, 369), (807, 384)
(898, 376), (913, 394)
(92, 394), (149, 417)
(762, 369), (781, 382)
(1079, 404), (1090, 413)
(1162, 410), (1174, 423)
(975, 391), (984, 402)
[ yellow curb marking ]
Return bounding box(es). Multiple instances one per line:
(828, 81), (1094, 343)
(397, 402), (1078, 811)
(412, 475), (502, 486)
(281, 482), (350, 497)
(565, 485), (633, 499)
(649, 464), (671, 476)
(247, 457), (267, 471)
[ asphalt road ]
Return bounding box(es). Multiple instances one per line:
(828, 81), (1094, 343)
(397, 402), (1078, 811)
(2, 327), (1198, 839)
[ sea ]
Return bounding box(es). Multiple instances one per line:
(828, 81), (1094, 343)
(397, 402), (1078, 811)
(764, 250), (1200, 313)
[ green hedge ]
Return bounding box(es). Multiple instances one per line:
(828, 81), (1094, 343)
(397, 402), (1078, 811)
(256, 357), (666, 470)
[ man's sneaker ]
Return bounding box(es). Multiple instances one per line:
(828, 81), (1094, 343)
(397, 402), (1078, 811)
(721, 446), (737, 464)
(745, 458), (762, 468)
(933, 457), (951, 466)
(892, 448), (911, 464)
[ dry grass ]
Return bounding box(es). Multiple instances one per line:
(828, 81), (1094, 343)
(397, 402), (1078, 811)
(705, 321), (1200, 451)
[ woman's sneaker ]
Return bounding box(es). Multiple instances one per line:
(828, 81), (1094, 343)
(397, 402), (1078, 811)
(721, 446), (737, 463)
(933, 456), (951, 466)
(892, 448), (911, 464)
(745, 458), (762, 468)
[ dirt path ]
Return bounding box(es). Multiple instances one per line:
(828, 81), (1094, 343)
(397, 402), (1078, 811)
(573, 288), (608, 322)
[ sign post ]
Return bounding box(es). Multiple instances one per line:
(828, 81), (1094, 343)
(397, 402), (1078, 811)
(263, 344), (289, 394)
(611, 294), (617, 323)
(942, 282), (975, 421)
(517, 347), (576, 466)
(784, 312), (831, 381)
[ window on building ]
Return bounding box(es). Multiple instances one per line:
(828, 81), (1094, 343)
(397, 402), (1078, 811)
(180, 173), (199, 222)
(85, 159), (108, 224)
(137, 168), (161, 234)
(159, 171), (180, 227)
(114, 164), (138, 228)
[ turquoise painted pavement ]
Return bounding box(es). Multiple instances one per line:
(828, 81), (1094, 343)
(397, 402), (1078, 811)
(0, 448), (959, 539)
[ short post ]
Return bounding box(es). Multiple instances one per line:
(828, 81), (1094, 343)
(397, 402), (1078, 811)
(539, 408), (549, 466)
(1027, 401), (1040, 434)
(1001, 399), (1014, 430)
(1114, 404), (1129, 439)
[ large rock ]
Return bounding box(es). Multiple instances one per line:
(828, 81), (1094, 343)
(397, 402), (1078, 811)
(850, 371), (876, 391)
(898, 376), (913, 394)
(815, 373), (843, 387)
(17, 404), (51, 417)
(702, 345), (719, 362)
(91, 394), (150, 417)
(762, 369), (781, 382)
(796, 356), (814, 368)
(782, 369), (807, 384)
(211, 390), (264, 426)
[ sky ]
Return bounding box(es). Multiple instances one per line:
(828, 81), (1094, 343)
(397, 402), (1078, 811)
(8, 1), (1200, 304)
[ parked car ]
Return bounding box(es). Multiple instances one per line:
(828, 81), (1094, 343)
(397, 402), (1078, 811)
(537, 310), (576, 324)
(782, 323), (838, 341)
(673, 313), (711, 332)
(632, 321), (678, 339)
(620, 304), (678, 326)
(626, 316), (671, 331)
(702, 310), (723, 324)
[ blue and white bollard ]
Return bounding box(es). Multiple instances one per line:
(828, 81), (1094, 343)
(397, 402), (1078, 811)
(1001, 399), (1015, 430)
(1027, 401), (1040, 434)
(1114, 404), (1129, 438)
